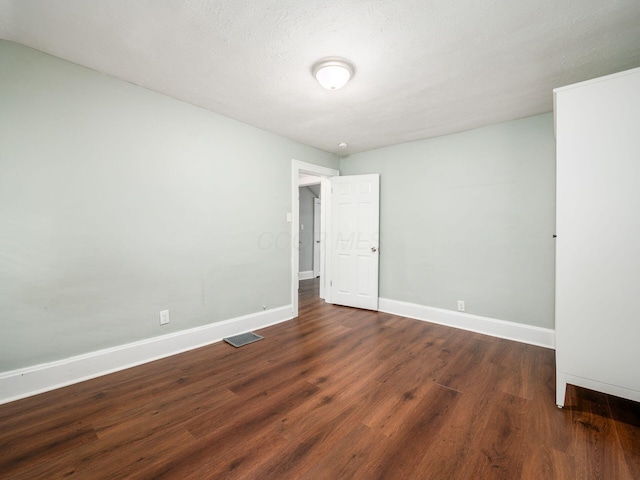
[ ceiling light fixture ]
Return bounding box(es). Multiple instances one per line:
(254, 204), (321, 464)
(313, 58), (354, 90)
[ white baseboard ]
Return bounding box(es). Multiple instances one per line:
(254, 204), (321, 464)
(298, 271), (314, 280)
(0, 305), (293, 405)
(379, 298), (555, 349)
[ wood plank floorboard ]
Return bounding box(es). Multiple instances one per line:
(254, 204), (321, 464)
(1, 277), (639, 479)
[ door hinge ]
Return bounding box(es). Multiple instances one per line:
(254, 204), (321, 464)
(330, 281), (332, 287)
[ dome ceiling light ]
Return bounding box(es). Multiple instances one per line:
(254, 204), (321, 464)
(313, 58), (354, 90)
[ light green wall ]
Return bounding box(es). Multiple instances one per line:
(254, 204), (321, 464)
(298, 187), (316, 273)
(340, 113), (556, 328)
(0, 41), (339, 371)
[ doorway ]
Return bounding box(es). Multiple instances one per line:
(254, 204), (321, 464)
(291, 160), (339, 318)
(298, 183), (320, 282)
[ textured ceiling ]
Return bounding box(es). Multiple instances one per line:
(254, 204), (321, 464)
(1, 0), (639, 154)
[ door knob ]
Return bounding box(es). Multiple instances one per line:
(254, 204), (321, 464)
(371, 247), (377, 253)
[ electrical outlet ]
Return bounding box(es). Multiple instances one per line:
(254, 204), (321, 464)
(457, 300), (465, 312)
(159, 310), (170, 325)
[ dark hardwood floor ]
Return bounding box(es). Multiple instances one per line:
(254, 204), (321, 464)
(1, 278), (639, 479)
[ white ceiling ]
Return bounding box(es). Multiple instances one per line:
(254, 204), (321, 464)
(1, 0), (639, 155)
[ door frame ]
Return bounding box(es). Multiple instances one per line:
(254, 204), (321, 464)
(291, 160), (339, 318)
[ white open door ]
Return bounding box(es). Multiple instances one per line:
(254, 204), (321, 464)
(329, 174), (380, 310)
(313, 198), (321, 278)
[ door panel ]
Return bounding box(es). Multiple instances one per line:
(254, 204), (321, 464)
(330, 174), (380, 310)
(313, 198), (321, 278)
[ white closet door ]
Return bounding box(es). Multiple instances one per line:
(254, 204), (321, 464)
(330, 174), (380, 311)
(555, 68), (640, 406)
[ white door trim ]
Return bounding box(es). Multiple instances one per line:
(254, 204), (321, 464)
(291, 160), (339, 318)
